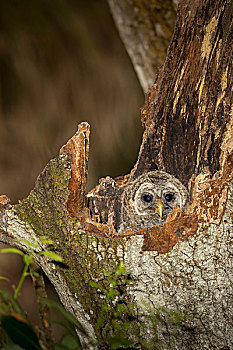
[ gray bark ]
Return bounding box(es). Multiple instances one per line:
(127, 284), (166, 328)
(125, 182), (233, 349)
(108, 0), (177, 91)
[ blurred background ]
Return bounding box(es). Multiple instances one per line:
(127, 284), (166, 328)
(0, 0), (144, 202)
(0, 0), (144, 335)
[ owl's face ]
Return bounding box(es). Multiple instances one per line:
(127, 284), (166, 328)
(134, 180), (183, 218)
(119, 171), (189, 232)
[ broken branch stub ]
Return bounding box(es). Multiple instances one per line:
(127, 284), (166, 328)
(60, 122), (90, 217)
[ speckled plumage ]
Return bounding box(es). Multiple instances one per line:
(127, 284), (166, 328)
(118, 171), (189, 232)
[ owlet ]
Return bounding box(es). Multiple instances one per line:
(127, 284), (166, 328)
(118, 171), (189, 232)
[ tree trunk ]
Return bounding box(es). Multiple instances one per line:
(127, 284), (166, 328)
(0, 0), (233, 349)
(108, 0), (177, 91)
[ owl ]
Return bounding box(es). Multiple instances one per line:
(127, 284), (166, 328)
(118, 171), (189, 232)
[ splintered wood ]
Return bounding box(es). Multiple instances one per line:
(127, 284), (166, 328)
(60, 122), (90, 217)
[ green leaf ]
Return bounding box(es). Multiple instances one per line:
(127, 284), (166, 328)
(23, 255), (33, 265)
(0, 248), (24, 256)
(54, 345), (68, 350)
(101, 305), (108, 312)
(22, 239), (37, 249)
(0, 276), (9, 281)
(1, 345), (25, 350)
(39, 298), (86, 335)
(116, 304), (127, 313)
(40, 237), (55, 245)
(38, 251), (63, 262)
(60, 334), (82, 350)
(1, 315), (42, 350)
(116, 262), (126, 276)
(103, 269), (112, 279)
(106, 335), (135, 349)
(0, 290), (27, 317)
(89, 281), (102, 289)
(32, 272), (40, 278)
(46, 319), (76, 336)
(107, 289), (118, 298)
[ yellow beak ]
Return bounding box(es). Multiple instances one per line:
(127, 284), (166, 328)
(157, 199), (163, 218)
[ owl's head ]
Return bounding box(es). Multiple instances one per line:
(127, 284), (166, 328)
(119, 171), (189, 232)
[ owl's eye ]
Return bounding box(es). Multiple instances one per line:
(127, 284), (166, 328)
(164, 193), (174, 202)
(142, 194), (153, 203)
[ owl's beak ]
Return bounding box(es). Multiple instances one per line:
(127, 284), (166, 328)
(157, 199), (163, 217)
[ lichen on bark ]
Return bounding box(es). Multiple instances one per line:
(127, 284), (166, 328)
(14, 152), (127, 328)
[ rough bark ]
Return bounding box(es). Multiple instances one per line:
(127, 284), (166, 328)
(0, 0), (233, 349)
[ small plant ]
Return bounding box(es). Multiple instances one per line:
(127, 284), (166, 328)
(0, 246), (186, 350)
(0, 289), (43, 350)
(90, 262), (137, 349)
(89, 263), (187, 350)
(39, 298), (85, 350)
(0, 239), (76, 350)
(0, 288), (86, 350)
(0, 237), (63, 300)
